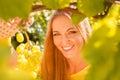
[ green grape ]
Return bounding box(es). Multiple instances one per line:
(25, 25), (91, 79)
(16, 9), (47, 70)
(31, 45), (40, 53)
(16, 41), (43, 79)
(16, 32), (24, 43)
(23, 49), (30, 58)
(16, 43), (25, 54)
(17, 54), (28, 63)
(31, 71), (37, 79)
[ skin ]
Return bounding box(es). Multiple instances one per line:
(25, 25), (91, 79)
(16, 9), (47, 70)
(52, 14), (88, 74)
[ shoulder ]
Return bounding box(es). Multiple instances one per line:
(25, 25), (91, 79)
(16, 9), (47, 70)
(70, 66), (90, 80)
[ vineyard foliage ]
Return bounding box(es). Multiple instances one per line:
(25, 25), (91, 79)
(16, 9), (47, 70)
(0, 0), (120, 80)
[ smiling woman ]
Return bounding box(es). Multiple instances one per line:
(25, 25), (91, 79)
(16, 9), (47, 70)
(52, 14), (84, 59)
(41, 10), (92, 80)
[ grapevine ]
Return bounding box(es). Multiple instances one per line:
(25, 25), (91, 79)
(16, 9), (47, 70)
(16, 31), (42, 79)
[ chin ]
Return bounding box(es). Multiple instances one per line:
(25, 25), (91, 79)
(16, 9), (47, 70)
(63, 53), (74, 59)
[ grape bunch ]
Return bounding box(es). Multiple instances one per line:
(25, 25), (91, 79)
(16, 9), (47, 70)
(16, 41), (42, 79)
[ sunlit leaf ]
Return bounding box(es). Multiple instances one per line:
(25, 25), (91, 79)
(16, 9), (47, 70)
(0, 69), (34, 80)
(41, 0), (70, 9)
(77, 0), (106, 17)
(83, 4), (120, 80)
(0, 38), (11, 61)
(71, 13), (86, 25)
(0, 0), (33, 20)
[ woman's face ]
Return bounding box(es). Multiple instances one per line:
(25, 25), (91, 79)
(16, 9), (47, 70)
(52, 14), (84, 59)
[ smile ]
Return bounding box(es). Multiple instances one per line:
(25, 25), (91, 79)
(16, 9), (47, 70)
(62, 46), (73, 51)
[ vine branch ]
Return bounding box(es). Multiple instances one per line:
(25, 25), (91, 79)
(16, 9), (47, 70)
(31, 0), (119, 18)
(105, 0), (120, 4)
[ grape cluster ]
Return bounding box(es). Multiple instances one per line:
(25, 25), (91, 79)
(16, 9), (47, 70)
(16, 41), (42, 78)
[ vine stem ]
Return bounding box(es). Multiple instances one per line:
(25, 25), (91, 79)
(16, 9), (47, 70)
(31, 1), (118, 18)
(23, 30), (29, 42)
(31, 1), (120, 12)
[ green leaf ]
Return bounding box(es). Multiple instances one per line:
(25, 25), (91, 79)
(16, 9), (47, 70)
(0, 0), (33, 20)
(71, 13), (86, 25)
(41, 0), (70, 9)
(0, 69), (34, 80)
(77, 0), (106, 17)
(83, 20), (120, 80)
(83, 4), (120, 80)
(0, 42), (11, 61)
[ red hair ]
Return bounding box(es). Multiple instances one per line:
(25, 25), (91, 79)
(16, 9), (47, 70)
(41, 10), (92, 80)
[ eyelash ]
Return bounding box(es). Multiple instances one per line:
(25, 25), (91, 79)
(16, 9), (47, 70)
(53, 31), (77, 36)
(53, 33), (60, 36)
(69, 31), (77, 34)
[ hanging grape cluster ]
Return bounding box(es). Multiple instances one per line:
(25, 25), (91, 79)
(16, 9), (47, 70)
(16, 40), (42, 78)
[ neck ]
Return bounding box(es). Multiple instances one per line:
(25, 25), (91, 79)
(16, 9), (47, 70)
(67, 55), (88, 74)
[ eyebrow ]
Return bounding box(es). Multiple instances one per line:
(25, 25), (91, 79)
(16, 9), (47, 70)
(66, 27), (76, 31)
(53, 27), (76, 33)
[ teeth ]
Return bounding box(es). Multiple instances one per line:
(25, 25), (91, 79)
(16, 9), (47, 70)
(63, 46), (72, 50)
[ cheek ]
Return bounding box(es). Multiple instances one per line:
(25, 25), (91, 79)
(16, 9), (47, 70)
(53, 38), (61, 49)
(75, 36), (84, 48)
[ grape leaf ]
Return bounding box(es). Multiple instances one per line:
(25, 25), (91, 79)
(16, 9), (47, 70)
(83, 4), (120, 80)
(41, 0), (70, 9)
(0, 41), (11, 61)
(0, 0), (33, 20)
(71, 13), (86, 25)
(0, 69), (34, 80)
(77, 0), (106, 17)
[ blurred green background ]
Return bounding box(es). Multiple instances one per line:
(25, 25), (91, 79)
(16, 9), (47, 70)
(0, 0), (120, 80)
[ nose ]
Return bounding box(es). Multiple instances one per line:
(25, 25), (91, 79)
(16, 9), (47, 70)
(61, 35), (70, 46)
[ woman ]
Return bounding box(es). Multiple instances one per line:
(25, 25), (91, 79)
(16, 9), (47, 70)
(41, 10), (92, 80)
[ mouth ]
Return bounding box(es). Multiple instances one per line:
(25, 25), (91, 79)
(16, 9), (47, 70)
(62, 45), (73, 51)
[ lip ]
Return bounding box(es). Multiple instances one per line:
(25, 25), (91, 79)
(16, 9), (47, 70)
(62, 45), (73, 51)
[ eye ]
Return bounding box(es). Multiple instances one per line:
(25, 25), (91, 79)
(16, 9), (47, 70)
(69, 30), (77, 34)
(53, 33), (60, 36)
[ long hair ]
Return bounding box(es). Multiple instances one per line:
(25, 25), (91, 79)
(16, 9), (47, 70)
(41, 10), (92, 80)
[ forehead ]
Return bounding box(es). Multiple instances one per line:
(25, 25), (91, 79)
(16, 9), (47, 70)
(52, 15), (75, 30)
